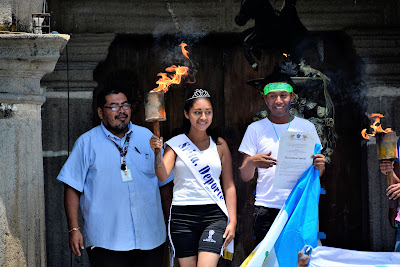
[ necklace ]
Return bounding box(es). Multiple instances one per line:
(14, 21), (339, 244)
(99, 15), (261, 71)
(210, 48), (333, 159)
(270, 115), (292, 141)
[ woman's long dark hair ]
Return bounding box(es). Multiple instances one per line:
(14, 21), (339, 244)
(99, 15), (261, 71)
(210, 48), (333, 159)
(181, 90), (221, 145)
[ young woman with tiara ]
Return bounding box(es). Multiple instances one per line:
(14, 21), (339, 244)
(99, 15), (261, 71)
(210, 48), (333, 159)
(150, 88), (237, 267)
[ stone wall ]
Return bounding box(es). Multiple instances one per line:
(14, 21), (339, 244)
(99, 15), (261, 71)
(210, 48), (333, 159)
(46, 0), (400, 34)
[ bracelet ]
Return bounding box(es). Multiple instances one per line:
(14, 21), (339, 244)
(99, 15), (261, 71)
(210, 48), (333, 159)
(68, 227), (80, 233)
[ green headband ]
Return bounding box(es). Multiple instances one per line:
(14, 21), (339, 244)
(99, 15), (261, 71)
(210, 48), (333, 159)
(263, 82), (293, 95)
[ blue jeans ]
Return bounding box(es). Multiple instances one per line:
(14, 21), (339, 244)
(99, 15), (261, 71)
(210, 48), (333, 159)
(395, 224), (400, 252)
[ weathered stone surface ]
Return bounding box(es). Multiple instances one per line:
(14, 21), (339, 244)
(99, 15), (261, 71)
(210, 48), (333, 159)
(0, 33), (70, 104)
(297, 0), (399, 31)
(42, 95), (93, 152)
(347, 28), (400, 87)
(0, 1), (13, 30)
(0, 105), (45, 267)
(0, 33), (69, 267)
(48, 0), (241, 34)
(0, 202), (27, 266)
(47, 0), (400, 34)
(42, 33), (115, 92)
(0, 0), (44, 32)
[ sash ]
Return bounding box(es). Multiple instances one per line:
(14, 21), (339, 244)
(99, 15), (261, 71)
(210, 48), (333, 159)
(166, 134), (234, 260)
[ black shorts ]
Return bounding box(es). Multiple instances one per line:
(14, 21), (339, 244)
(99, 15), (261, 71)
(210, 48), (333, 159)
(170, 204), (227, 258)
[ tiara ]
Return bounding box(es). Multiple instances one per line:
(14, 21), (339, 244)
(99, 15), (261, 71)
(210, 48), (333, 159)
(186, 89), (211, 101)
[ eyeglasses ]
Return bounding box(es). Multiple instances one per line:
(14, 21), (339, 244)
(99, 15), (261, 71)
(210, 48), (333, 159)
(104, 104), (131, 112)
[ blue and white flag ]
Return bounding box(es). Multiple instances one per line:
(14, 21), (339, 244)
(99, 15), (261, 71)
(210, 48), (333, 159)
(241, 144), (321, 267)
(308, 246), (400, 266)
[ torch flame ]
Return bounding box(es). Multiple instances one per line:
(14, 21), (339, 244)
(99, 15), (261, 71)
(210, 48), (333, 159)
(180, 43), (190, 60)
(152, 43), (191, 93)
(361, 113), (393, 140)
(283, 53), (288, 58)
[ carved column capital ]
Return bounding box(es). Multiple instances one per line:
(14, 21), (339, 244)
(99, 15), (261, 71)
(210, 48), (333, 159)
(0, 33), (70, 104)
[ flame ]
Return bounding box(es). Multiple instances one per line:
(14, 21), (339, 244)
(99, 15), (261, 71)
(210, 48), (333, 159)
(283, 53), (288, 58)
(152, 43), (190, 93)
(361, 113), (393, 140)
(180, 43), (190, 59)
(152, 66), (189, 92)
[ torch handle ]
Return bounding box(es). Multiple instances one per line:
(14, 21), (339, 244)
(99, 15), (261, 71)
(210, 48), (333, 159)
(153, 121), (162, 168)
(386, 171), (392, 186)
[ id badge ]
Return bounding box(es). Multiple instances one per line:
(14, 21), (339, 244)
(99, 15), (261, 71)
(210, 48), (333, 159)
(121, 166), (133, 182)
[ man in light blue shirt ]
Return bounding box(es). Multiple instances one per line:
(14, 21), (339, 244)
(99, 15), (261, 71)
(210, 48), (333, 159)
(57, 89), (172, 266)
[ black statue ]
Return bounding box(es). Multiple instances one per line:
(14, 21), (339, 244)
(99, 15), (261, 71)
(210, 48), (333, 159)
(235, 0), (309, 70)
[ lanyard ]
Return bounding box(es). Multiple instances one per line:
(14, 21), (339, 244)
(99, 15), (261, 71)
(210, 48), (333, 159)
(107, 132), (132, 172)
(270, 116), (291, 141)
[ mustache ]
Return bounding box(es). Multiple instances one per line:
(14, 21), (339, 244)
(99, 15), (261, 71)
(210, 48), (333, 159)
(115, 113), (128, 119)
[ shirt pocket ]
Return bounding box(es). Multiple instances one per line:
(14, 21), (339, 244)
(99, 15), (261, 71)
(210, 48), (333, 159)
(129, 145), (154, 175)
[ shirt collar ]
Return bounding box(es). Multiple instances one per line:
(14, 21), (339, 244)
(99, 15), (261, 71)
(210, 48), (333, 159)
(100, 121), (133, 140)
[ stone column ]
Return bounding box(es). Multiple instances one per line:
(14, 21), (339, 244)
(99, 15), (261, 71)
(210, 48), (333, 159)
(0, 33), (69, 267)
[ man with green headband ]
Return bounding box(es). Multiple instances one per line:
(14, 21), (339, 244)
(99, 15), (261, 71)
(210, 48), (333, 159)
(238, 74), (326, 246)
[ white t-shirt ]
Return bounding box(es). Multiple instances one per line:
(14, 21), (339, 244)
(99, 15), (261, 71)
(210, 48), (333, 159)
(239, 116), (321, 209)
(167, 136), (222, 206)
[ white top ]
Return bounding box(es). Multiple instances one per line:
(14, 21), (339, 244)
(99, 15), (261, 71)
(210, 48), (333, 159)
(167, 136), (222, 206)
(239, 116), (321, 209)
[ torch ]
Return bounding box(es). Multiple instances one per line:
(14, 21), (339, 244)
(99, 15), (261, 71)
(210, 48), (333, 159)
(145, 43), (191, 168)
(375, 132), (398, 185)
(361, 113), (398, 186)
(145, 91), (166, 168)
